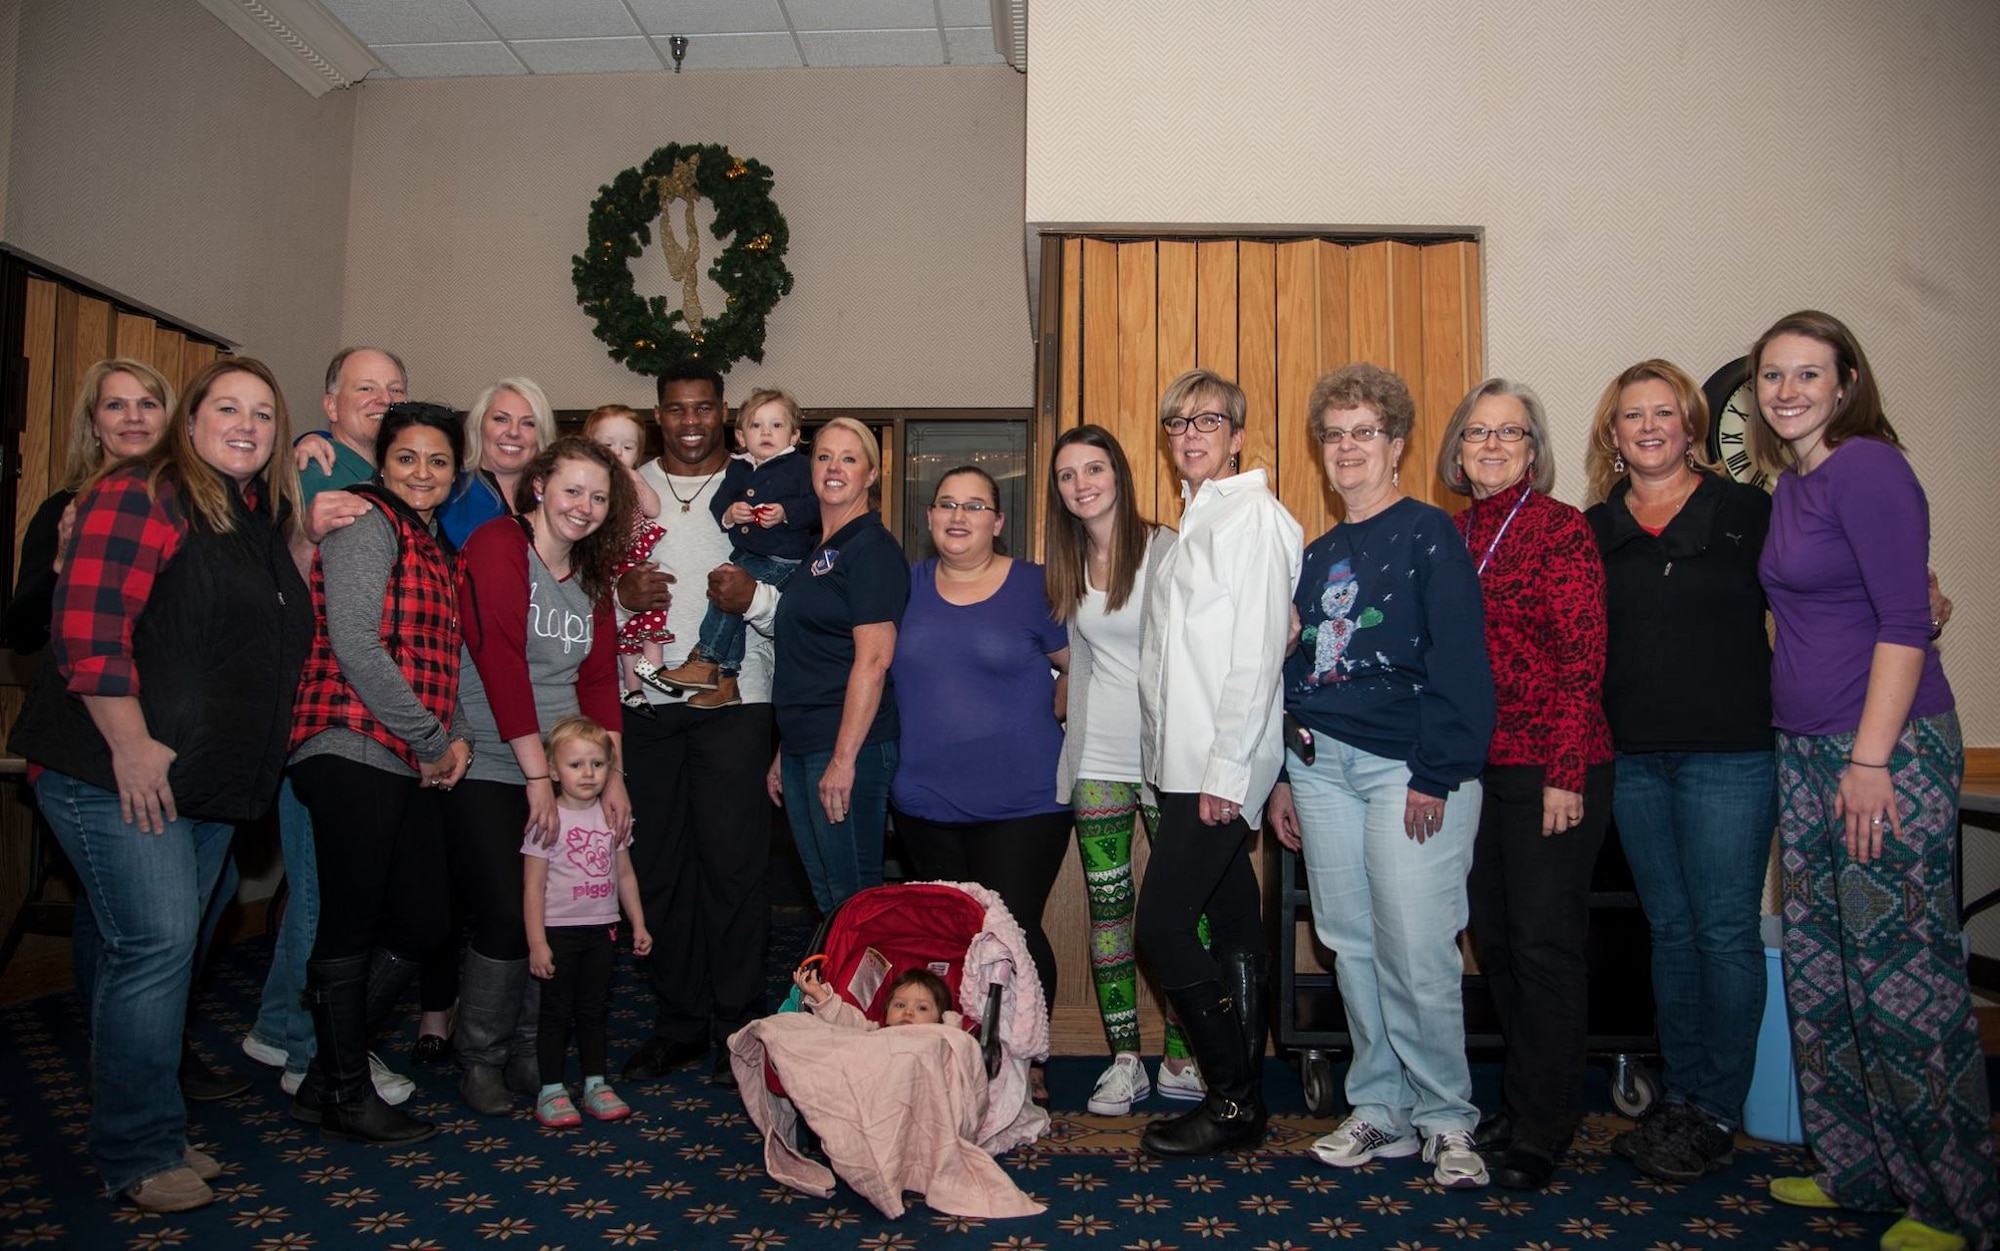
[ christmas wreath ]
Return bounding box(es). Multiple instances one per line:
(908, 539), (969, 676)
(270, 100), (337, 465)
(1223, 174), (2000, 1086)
(571, 143), (792, 375)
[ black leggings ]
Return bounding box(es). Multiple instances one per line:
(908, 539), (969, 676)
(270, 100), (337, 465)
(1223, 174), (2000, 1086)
(444, 779), (531, 960)
(291, 755), (449, 963)
(1133, 792), (1263, 989)
(537, 924), (616, 1084)
(893, 809), (1073, 1006)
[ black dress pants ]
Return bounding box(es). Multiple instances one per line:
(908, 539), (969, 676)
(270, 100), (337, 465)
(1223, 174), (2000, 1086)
(623, 701), (774, 1047)
(893, 809), (1074, 1006)
(1468, 760), (1614, 1156)
(1133, 792), (1263, 989)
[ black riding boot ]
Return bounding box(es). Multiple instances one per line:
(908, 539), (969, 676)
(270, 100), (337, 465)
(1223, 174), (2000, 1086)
(1139, 981), (1266, 1156)
(306, 954), (435, 1145)
(1222, 949), (1270, 1124)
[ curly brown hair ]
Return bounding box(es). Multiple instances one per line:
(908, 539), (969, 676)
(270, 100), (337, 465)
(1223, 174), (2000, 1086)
(512, 435), (634, 604)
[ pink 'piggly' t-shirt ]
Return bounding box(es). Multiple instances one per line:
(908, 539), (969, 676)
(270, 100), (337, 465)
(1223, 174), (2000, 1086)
(522, 800), (621, 927)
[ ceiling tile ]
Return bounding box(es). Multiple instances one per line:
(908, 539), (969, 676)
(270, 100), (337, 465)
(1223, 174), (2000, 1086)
(511, 37), (666, 74)
(649, 32), (804, 69)
(799, 28), (942, 67)
(470, 0), (639, 40)
(373, 41), (528, 77)
(943, 26), (1004, 66)
(628, 0), (788, 36)
(785, 0), (936, 34)
(938, 0), (990, 25)
(321, 0), (495, 44)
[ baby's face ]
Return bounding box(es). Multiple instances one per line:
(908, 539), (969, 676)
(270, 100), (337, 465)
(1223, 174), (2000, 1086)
(592, 415), (645, 469)
(739, 402), (798, 462)
(882, 987), (942, 1027)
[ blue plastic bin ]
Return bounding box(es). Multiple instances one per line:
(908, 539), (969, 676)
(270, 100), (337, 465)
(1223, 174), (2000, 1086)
(1742, 919), (1803, 1144)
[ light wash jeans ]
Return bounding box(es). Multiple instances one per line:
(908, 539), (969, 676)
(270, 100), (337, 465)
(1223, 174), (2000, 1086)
(37, 769), (233, 1195)
(1290, 739), (1481, 1138)
(246, 778), (317, 1076)
(1613, 749), (1775, 1127)
(780, 740), (897, 913)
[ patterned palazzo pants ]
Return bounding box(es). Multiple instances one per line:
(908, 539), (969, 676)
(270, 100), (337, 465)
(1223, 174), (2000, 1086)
(1778, 711), (1997, 1243)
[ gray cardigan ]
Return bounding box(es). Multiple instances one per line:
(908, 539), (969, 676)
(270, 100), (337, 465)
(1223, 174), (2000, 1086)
(1055, 525), (1176, 805)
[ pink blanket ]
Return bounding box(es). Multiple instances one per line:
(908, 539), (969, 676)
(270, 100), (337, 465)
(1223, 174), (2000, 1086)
(728, 1012), (1045, 1220)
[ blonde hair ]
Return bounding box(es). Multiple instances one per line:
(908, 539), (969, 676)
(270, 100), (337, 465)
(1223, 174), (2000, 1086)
(144, 357), (301, 536)
(811, 416), (880, 474)
(737, 388), (802, 437)
(1583, 359), (1721, 505)
(63, 359), (173, 493)
(463, 377), (552, 473)
(547, 714), (614, 765)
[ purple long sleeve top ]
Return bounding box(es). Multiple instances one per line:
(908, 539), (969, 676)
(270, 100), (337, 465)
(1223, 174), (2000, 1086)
(1758, 437), (1952, 736)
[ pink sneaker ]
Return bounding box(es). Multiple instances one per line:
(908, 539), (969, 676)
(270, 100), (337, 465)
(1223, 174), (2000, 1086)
(535, 1090), (581, 1128)
(581, 1085), (632, 1121)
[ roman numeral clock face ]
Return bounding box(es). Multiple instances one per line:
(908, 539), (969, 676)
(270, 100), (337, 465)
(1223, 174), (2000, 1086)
(1702, 357), (1772, 491)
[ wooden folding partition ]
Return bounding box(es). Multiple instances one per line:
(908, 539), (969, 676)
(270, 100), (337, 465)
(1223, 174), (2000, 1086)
(1035, 232), (1484, 1054)
(12, 276), (225, 572)
(0, 259), (228, 1000)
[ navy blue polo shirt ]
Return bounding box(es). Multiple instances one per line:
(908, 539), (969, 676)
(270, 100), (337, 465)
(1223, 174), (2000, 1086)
(772, 511), (908, 754)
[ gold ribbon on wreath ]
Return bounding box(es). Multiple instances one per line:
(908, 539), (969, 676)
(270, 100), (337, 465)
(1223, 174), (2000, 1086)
(642, 154), (705, 333)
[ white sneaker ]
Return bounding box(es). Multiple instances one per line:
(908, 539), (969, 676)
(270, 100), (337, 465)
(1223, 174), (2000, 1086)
(1312, 1115), (1421, 1168)
(1086, 1054), (1152, 1115)
(1155, 1058), (1205, 1102)
(241, 1034), (288, 1069)
(369, 1053), (415, 1106)
(1424, 1129), (1489, 1189)
(279, 1068), (305, 1096)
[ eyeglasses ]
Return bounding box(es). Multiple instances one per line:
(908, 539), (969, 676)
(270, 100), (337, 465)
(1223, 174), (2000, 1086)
(1161, 411), (1230, 436)
(1317, 425), (1384, 445)
(930, 499), (995, 514)
(1460, 424), (1530, 444)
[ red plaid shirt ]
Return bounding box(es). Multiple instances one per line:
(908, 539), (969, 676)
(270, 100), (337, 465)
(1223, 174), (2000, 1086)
(53, 467), (193, 697)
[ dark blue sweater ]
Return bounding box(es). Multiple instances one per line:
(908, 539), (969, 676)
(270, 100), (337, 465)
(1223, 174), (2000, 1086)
(710, 448), (818, 561)
(1284, 496), (1494, 797)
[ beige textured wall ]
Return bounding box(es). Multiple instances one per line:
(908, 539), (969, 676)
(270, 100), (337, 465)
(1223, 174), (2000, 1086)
(1026, 0), (2000, 746)
(0, 2), (17, 240)
(2, 0), (355, 419)
(339, 67), (1030, 412)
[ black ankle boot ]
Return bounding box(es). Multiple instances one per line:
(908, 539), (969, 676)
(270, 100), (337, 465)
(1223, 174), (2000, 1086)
(1140, 982), (1265, 1157)
(307, 955), (436, 1146)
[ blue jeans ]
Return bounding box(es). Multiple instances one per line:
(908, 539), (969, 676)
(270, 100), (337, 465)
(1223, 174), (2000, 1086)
(1290, 741), (1481, 1137)
(698, 550), (799, 675)
(780, 740), (897, 913)
(1613, 749), (1775, 1128)
(247, 778), (318, 1075)
(36, 769), (234, 1194)
(73, 839), (235, 1021)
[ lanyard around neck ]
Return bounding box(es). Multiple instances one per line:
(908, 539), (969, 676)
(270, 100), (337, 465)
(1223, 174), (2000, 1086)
(1474, 488), (1531, 577)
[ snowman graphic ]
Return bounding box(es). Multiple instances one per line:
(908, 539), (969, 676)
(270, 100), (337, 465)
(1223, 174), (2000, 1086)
(1299, 556), (1381, 688)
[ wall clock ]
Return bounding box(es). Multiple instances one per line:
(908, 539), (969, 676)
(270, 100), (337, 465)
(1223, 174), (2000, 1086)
(1702, 357), (1770, 491)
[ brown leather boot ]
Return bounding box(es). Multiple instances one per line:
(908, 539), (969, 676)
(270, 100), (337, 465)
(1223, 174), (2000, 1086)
(654, 651), (720, 691)
(688, 673), (741, 709)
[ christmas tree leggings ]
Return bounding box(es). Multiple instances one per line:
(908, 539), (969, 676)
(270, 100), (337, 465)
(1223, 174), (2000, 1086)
(1073, 778), (1208, 1059)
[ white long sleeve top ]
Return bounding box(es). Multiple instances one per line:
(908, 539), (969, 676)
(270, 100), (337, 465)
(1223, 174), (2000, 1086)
(1137, 468), (1303, 826)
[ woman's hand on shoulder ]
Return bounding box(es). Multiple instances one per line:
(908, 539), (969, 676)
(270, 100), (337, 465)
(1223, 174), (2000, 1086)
(602, 770), (633, 845)
(524, 777), (560, 847)
(1266, 782), (1301, 851)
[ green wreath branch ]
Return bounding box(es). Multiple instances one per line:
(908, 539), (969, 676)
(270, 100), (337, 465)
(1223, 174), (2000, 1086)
(571, 143), (792, 376)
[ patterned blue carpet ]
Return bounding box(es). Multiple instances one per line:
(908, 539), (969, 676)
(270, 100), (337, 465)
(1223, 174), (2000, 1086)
(0, 922), (1908, 1250)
